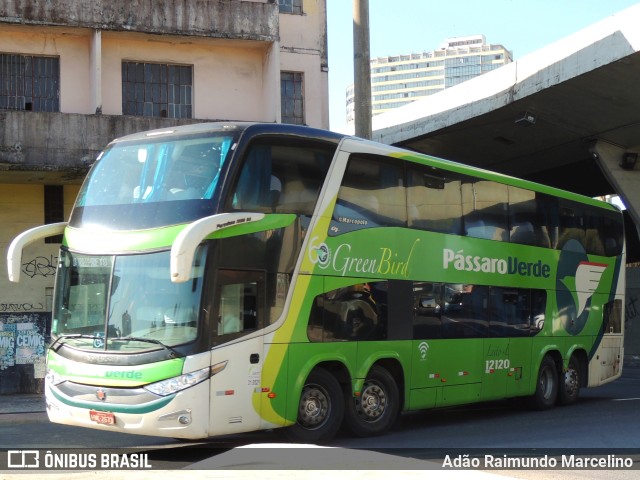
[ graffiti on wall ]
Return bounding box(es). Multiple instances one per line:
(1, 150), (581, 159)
(626, 294), (639, 326)
(0, 313), (48, 376)
(0, 302), (45, 312)
(21, 254), (57, 279)
(0, 250), (57, 389)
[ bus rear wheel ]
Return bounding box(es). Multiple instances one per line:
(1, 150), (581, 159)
(528, 355), (558, 410)
(558, 356), (581, 406)
(286, 368), (344, 444)
(344, 366), (400, 437)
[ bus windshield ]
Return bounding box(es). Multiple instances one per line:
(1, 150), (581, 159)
(71, 133), (235, 230)
(52, 248), (205, 352)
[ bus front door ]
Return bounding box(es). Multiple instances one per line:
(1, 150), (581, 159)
(208, 270), (265, 436)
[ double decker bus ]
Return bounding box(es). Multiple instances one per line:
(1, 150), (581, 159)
(7, 122), (625, 442)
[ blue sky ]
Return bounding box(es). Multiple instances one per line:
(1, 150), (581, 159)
(326, 0), (640, 129)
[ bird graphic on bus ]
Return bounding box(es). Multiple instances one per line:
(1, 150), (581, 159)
(560, 261), (608, 319)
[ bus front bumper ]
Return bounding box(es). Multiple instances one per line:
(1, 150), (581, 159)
(45, 379), (211, 439)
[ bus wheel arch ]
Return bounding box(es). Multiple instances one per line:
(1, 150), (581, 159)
(285, 363), (349, 444)
(528, 353), (560, 410)
(344, 360), (403, 437)
(558, 350), (587, 406)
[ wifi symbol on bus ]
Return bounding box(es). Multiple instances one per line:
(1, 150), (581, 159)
(418, 341), (429, 360)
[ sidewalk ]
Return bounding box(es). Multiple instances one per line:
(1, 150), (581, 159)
(0, 392), (47, 424)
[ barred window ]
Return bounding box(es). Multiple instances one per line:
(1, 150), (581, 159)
(0, 54), (60, 112)
(281, 71), (305, 125)
(279, 0), (303, 14)
(122, 62), (193, 118)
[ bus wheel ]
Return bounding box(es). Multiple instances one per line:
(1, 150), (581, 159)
(528, 356), (558, 410)
(344, 366), (399, 437)
(286, 368), (344, 444)
(558, 356), (581, 406)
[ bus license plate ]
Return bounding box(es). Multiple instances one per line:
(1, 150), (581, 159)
(89, 410), (115, 425)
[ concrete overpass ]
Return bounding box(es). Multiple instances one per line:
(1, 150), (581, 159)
(371, 4), (640, 259)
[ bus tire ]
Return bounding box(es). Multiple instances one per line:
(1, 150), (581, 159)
(286, 368), (344, 444)
(558, 356), (581, 406)
(344, 365), (400, 437)
(528, 355), (558, 410)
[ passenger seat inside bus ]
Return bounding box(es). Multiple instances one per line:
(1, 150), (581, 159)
(276, 178), (317, 215)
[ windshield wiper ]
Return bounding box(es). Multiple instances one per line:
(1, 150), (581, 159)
(111, 336), (182, 358)
(49, 334), (182, 358)
(50, 334), (102, 352)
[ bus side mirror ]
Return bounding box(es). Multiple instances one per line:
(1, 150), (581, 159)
(7, 222), (67, 282)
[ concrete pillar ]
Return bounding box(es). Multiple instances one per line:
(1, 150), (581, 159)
(593, 140), (640, 230)
(353, 0), (371, 139)
(319, 0), (330, 130)
(90, 29), (102, 114)
(625, 267), (640, 364)
(264, 40), (281, 123)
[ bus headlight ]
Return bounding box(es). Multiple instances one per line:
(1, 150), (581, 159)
(143, 366), (213, 397)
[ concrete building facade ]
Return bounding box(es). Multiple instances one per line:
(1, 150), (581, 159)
(346, 35), (512, 124)
(0, 0), (329, 393)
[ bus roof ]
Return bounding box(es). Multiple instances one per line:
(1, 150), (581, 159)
(108, 122), (346, 145)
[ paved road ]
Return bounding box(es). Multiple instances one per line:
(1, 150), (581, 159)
(2, 366), (640, 478)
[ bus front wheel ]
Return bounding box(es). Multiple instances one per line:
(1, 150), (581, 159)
(344, 366), (400, 437)
(528, 356), (558, 410)
(286, 368), (344, 444)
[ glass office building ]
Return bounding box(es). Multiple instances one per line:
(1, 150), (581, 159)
(346, 35), (512, 124)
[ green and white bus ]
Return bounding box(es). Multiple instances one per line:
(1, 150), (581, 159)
(8, 122), (625, 442)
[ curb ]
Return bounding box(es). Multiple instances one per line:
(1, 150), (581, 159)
(0, 411), (48, 425)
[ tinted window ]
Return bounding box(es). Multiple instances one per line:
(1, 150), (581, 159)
(331, 155), (406, 235)
(508, 187), (552, 248)
(230, 139), (335, 215)
(71, 133), (234, 230)
(328, 153), (623, 256)
(53, 249), (205, 350)
(212, 270), (266, 346)
(407, 166), (463, 235)
(308, 282), (388, 342)
(462, 180), (508, 241)
(604, 299), (623, 334)
(551, 198), (623, 256)
(413, 282), (546, 339)
(600, 209), (624, 256)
